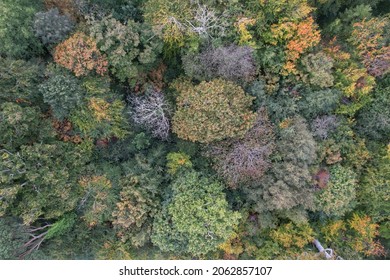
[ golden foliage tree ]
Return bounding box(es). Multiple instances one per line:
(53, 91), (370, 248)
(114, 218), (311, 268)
(172, 79), (256, 143)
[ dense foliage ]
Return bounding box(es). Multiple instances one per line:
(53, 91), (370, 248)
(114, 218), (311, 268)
(0, 0), (388, 261)
(172, 79), (256, 143)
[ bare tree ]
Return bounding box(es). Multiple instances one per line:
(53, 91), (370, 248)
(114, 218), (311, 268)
(128, 89), (171, 140)
(186, 3), (226, 39)
(207, 108), (275, 188)
(19, 223), (52, 259)
(183, 44), (257, 82)
(311, 115), (339, 140)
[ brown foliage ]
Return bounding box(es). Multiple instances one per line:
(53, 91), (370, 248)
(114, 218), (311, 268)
(314, 169), (330, 189)
(96, 138), (109, 148)
(52, 119), (82, 144)
(44, 0), (80, 21)
(148, 63), (167, 91)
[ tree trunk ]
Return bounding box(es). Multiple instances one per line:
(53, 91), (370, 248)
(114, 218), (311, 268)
(313, 239), (333, 259)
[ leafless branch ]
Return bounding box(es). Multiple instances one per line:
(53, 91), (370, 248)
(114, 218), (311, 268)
(207, 108), (275, 188)
(19, 223), (52, 259)
(128, 90), (171, 140)
(185, 4), (226, 39)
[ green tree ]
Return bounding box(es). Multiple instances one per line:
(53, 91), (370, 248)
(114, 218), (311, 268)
(33, 8), (75, 46)
(0, 217), (29, 259)
(0, 0), (43, 58)
(152, 171), (241, 257)
(172, 79), (256, 143)
(78, 176), (115, 228)
(70, 96), (129, 140)
(321, 214), (385, 258)
(0, 142), (89, 225)
(301, 52), (335, 88)
(39, 71), (85, 120)
(356, 86), (390, 141)
(88, 15), (162, 84)
(143, 0), (193, 50)
(110, 145), (167, 248)
(244, 117), (317, 226)
(298, 88), (341, 120)
(0, 102), (53, 151)
(0, 58), (43, 104)
(248, 81), (298, 122)
(358, 145), (390, 223)
(112, 175), (160, 247)
(315, 165), (357, 218)
(79, 0), (143, 22)
(270, 222), (314, 250)
(166, 152), (192, 175)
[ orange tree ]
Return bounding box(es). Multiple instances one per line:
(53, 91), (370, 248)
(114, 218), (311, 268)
(53, 32), (108, 77)
(172, 79), (256, 143)
(236, 0), (321, 76)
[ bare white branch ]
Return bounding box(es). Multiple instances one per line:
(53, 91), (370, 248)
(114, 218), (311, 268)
(128, 90), (171, 140)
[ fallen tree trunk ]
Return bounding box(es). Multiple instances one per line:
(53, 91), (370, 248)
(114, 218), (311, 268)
(313, 239), (333, 259)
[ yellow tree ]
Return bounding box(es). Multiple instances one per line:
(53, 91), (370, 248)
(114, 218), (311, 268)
(172, 79), (256, 143)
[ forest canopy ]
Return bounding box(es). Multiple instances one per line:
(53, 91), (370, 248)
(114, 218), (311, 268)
(0, 0), (389, 260)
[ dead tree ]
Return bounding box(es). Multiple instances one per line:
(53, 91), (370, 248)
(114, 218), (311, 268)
(207, 108), (275, 188)
(186, 4), (226, 39)
(128, 90), (171, 140)
(19, 223), (52, 259)
(313, 239), (336, 260)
